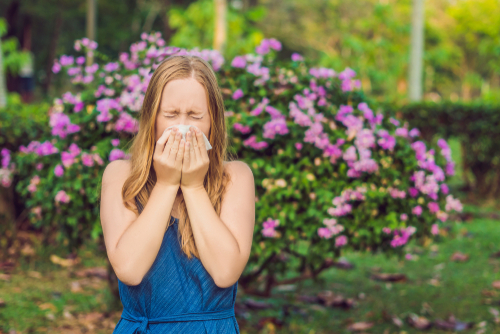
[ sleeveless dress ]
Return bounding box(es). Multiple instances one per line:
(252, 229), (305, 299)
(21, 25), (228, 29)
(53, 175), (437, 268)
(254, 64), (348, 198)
(112, 196), (240, 334)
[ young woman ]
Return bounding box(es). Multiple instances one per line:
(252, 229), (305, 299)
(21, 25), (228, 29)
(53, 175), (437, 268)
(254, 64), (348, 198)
(100, 55), (255, 333)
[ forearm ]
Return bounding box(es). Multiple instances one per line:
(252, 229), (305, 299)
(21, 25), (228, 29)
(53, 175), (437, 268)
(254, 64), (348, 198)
(114, 183), (179, 285)
(181, 186), (241, 286)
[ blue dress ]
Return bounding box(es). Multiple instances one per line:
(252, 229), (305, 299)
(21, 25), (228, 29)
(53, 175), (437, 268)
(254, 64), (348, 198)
(112, 197), (240, 334)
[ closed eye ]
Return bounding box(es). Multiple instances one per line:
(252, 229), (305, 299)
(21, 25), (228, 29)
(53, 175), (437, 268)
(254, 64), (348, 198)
(165, 115), (202, 119)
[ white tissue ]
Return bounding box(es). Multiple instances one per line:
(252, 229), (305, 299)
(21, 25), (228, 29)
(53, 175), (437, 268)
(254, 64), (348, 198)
(165, 124), (212, 150)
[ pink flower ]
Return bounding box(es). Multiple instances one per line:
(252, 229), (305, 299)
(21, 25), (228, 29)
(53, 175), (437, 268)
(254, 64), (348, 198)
(55, 190), (71, 203)
(232, 88), (244, 100)
(335, 235), (348, 247)
(81, 153), (95, 167)
(231, 56), (246, 68)
(412, 205), (422, 216)
(291, 53), (304, 61)
(54, 164), (64, 177)
(428, 202), (440, 214)
(431, 224), (439, 235)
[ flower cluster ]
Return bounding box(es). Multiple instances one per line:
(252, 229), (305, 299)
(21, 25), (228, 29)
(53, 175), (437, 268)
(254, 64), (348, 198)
(261, 218), (280, 238)
(317, 218), (348, 247)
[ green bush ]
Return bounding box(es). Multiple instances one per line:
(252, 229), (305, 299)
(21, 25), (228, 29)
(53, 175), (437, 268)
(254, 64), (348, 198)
(1, 33), (463, 295)
(386, 101), (500, 199)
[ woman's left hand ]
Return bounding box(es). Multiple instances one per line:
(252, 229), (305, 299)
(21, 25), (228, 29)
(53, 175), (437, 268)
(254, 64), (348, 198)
(181, 126), (210, 190)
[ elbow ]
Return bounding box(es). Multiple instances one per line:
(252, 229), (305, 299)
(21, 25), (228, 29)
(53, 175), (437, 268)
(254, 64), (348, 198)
(214, 273), (239, 289)
(118, 271), (143, 287)
(109, 254), (143, 286)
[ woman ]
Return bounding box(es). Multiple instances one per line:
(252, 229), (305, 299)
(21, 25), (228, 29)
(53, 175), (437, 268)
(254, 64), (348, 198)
(100, 55), (256, 333)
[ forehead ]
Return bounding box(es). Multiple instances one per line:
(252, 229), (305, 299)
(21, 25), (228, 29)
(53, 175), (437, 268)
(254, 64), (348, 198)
(160, 78), (208, 110)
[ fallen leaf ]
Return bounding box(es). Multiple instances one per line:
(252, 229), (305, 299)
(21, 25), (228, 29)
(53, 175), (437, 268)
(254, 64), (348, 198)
(482, 289), (498, 297)
(50, 254), (80, 267)
(450, 251), (469, 262)
(332, 259), (355, 270)
(256, 317), (284, 330)
(28, 271), (42, 279)
(370, 273), (407, 282)
(0, 260), (16, 273)
(39, 302), (57, 312)
(243, 298), (273, 310)
(73, 266), (108, 279)
(407, 313), (431, 330)
(297, 294), (320, 303)
(71, 281), (83, 293)
(489, 251), (500, 258)
(392, 315), (403, 327)
(346, 321), (374, 331)
(0, 273), (11, 282)
(428, 278), (441, 286)
(433, 314), (474, 331)
(21, 244), (35, 256)
(317, 290), (356, 308)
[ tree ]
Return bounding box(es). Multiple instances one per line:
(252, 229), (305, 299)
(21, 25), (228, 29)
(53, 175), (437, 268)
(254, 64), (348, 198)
(408, 0), (425, 101)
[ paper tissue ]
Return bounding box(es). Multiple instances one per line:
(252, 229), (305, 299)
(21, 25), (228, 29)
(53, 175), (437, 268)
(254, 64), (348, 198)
(165, 124), (212, 150)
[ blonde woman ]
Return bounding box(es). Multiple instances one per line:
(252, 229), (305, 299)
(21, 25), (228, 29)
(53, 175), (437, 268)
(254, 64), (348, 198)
(100, 55), (255, 333)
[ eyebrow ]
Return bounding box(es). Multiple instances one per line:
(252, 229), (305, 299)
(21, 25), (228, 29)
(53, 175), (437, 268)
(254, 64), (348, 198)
(163, 108), (204, 114)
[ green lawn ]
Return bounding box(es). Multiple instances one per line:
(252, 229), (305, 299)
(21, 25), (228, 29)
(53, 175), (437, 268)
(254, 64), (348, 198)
(240, 214), (500, 334)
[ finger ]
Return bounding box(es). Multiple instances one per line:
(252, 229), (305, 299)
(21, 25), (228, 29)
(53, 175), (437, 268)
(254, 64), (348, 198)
(193, 128), (203, 162)
(198, 129), (209, 160)
(176, 136), (185, 166)
(154, 129), (173, 158)
(183, 135), (191, 169)
(162, 130), (176, 158)
(165, 130), (182, 160)
(188, 129), (196, 165)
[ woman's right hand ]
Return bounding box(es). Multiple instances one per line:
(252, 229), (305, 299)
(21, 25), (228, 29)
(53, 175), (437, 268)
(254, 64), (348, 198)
(153, 128), (186, 188)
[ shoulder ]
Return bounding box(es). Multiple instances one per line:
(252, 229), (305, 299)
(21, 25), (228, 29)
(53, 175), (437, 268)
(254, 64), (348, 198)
(102, 159), (131, 185)
(223, 161), (254, 185)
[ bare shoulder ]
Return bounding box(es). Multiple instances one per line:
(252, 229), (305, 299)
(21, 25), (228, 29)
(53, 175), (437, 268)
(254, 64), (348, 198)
(223, 161), (254, 183)
(102, 159), (131, 185)
(101, 159), (135, 208)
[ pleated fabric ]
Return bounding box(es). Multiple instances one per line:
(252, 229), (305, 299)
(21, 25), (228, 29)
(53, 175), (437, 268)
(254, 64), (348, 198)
(112, 196), (240, 334)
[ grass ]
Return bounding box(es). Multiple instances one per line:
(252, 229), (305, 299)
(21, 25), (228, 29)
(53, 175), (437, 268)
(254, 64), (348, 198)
(239, 215), (500, 334)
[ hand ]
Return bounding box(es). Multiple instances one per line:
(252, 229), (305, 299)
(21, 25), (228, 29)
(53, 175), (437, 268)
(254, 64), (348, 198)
(153, 128), (186, 188)
(180, 126), (209, 190)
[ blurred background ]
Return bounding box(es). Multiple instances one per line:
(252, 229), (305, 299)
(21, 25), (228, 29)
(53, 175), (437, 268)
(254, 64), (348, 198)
(0, 0), (499, 333)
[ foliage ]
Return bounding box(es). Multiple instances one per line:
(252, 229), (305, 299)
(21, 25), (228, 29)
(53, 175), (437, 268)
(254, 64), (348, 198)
(167, 0), (267, 58)
(0, 93), (50, 148)
(257, 0), (500, 103)
(0, 32), (463, 295)
(386, 101), (500, 199)
(0, 18), (32, 76)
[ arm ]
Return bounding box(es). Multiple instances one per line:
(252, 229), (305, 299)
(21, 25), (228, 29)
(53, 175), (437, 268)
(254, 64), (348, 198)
(100, 160), (179, 286)
(181, 161), (256, 288)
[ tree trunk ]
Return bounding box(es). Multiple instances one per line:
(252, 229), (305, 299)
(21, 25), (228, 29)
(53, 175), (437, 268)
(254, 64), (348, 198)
(42, 13), (63, 95)
(408, 0), (425, 102)
(213, 0), (227, 53)
(0, 38), (7, 108)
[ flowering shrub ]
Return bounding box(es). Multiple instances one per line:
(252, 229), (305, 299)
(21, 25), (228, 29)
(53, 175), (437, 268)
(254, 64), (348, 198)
(1, 32), (463, 295)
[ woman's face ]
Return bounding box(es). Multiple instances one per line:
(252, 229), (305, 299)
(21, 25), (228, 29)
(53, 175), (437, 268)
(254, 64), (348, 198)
(155, 77), (210, 143)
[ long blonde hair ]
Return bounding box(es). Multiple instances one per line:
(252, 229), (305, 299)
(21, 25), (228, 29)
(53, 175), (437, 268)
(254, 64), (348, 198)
(122, 55), (234, 260)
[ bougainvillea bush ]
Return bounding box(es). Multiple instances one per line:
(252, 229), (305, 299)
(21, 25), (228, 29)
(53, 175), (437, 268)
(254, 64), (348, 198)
(0, 32), (463, 296)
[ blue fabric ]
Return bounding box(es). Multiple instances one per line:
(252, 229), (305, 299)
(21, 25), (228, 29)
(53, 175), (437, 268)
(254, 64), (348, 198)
(112, 197), (240, 334)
